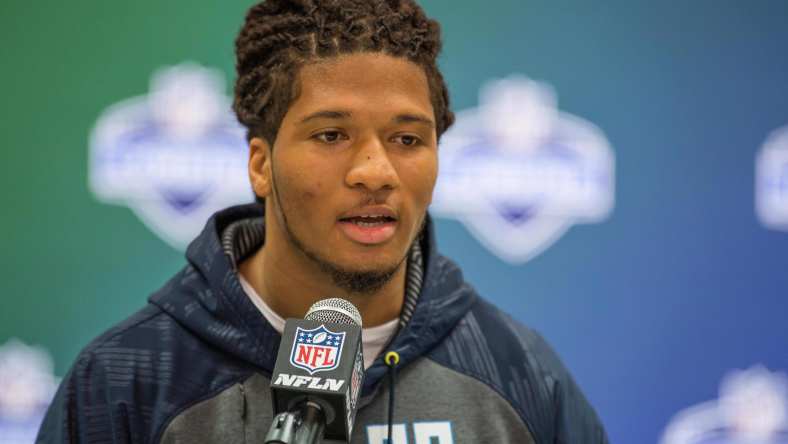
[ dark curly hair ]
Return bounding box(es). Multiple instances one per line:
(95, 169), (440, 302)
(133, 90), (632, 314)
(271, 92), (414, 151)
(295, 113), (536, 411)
(232, 0), (454, 146)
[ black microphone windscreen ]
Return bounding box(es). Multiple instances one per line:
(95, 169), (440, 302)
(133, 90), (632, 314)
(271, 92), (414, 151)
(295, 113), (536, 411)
(270, 298), (365, 442)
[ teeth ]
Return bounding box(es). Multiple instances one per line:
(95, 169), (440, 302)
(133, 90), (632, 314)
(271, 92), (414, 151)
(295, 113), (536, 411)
(345, 215), (391, 227)
(355, 220), (383, 227)
(341, 214), (394, 226)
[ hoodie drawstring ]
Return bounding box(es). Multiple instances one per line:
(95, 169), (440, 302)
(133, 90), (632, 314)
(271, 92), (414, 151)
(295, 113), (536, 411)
(384, 351), (400, 444)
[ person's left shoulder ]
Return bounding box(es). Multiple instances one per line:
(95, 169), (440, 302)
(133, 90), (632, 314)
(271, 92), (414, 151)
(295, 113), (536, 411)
(428, 296), (609, 443)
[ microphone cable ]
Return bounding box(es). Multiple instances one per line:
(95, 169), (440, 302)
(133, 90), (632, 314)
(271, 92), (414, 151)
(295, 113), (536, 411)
(384, 351), (400, 444)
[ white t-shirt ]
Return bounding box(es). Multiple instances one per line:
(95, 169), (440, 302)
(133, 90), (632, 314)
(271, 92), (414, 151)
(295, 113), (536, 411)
(239, 275), (399, 370)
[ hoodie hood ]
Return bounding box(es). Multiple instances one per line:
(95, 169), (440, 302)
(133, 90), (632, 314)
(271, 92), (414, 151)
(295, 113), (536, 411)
(149, 203), (476, 394)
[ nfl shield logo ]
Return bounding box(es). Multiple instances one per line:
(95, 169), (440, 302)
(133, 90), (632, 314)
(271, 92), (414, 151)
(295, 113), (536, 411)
(290, 325), (346, 375)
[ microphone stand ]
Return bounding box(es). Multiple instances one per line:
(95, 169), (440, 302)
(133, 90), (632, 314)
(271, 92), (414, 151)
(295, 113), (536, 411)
(265, 401), (326, 444)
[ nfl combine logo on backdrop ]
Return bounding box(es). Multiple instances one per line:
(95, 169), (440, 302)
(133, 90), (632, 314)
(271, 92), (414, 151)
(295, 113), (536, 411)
(431, 75), (615, 264)
(291, 325), (345, 374)
(660, 366), (788, 444)
(756, 125), (788, 231)
(0, 339), (60, 444)
(89, 63), (252, 250)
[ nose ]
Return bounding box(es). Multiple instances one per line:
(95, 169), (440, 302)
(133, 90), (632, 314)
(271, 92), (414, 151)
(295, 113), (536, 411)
(345, 136), (400, 193)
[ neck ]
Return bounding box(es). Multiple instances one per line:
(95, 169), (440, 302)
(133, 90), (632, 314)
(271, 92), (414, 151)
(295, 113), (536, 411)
(238, 216), (406, 328)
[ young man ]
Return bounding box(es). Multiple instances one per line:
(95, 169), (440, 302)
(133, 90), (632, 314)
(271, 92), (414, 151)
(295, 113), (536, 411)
(37, 1), (608, 442)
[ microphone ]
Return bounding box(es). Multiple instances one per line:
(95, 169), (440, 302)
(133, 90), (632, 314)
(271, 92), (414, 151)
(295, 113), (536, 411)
(266, 298), (365, 444)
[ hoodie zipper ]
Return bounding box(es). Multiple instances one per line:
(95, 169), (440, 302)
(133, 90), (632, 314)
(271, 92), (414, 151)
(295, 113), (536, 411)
(239, 382), (247, 420)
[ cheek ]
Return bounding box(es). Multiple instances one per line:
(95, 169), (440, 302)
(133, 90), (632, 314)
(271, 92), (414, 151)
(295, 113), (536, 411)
(300, 180), (321, 200)
(280, 175), (323, 210)
(400, 154), (438, 205)
(275, 155), (335, 215)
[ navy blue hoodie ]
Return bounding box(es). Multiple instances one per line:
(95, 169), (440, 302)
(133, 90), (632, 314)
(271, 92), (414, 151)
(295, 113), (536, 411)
(36, 204), (607, 443)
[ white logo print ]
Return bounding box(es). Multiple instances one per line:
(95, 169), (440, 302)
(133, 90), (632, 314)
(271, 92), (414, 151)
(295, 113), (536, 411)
(661, 366), (788, 444)
(89, 63), (252, 250)
(431, 75), (615, 263)
(756, 125), (788, 231)
(0, 339), (60, 444)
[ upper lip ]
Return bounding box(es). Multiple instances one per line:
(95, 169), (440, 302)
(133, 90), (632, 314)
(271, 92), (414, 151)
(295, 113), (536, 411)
(338, 205), (398, 221)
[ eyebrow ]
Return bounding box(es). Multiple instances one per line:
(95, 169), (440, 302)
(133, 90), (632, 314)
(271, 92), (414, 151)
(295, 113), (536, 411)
(299, 110), (351, 124)
(299, 110), (435, 128)
(393, 113), (435, 129)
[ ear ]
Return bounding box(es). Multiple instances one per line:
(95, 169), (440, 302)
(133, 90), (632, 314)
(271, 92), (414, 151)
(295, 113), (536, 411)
(249, 137), (273, 199)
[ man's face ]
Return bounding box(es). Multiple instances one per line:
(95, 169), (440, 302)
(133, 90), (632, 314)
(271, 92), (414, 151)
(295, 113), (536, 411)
(252, 52), (438, 292)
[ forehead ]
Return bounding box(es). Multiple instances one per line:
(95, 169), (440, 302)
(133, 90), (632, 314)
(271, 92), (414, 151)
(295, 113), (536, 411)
(290, 52), (433, 116)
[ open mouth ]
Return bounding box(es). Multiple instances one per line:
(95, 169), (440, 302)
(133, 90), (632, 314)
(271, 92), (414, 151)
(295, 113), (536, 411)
(337, 213), (398, 245)
(339, 215), (397, 227)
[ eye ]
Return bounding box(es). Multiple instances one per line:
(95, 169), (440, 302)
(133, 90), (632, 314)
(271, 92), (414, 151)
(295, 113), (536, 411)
(392, 134), (422, 147)
(312, 130), (347, 144)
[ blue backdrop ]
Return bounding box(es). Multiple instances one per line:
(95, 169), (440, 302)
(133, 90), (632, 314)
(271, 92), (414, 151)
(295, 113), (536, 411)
(1, 1), (787, 442)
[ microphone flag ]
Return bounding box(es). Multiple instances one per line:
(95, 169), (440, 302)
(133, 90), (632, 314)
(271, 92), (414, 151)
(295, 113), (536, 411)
(271, 318), (364, 441)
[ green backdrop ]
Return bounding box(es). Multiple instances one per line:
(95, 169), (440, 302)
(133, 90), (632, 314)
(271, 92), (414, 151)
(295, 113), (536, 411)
(3, 1), (788, 442)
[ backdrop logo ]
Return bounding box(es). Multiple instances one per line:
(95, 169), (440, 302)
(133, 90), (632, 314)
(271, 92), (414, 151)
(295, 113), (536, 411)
(661, 366), (788, 444)
(431, 75), (615, 263)
(290, 325), (345, 375)
(0, 339), (60, 444)
(756, 125), (788, 231)
(89, 62), (252, 250)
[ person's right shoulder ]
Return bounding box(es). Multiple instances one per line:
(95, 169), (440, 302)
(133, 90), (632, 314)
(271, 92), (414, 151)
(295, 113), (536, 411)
(79, 303), (170, 358)
(35, 304), (251, 444)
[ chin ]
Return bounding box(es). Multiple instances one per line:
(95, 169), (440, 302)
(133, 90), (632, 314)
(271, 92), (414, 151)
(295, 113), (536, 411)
(339, 256), (402, 274)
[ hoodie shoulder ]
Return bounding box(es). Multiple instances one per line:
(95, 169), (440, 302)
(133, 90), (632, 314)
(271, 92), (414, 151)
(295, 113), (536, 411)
(428, 297), (608, 443)
(36, 301), (253, 444)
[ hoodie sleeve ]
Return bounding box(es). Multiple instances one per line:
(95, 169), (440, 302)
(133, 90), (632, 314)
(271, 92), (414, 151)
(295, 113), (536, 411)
(552, 362), (609, 444)
(526, 330), (608, 444)
(35, 352), (130, 444)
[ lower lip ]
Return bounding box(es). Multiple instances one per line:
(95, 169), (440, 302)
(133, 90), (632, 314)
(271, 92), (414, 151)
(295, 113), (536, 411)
(337, 220), (397, 245)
